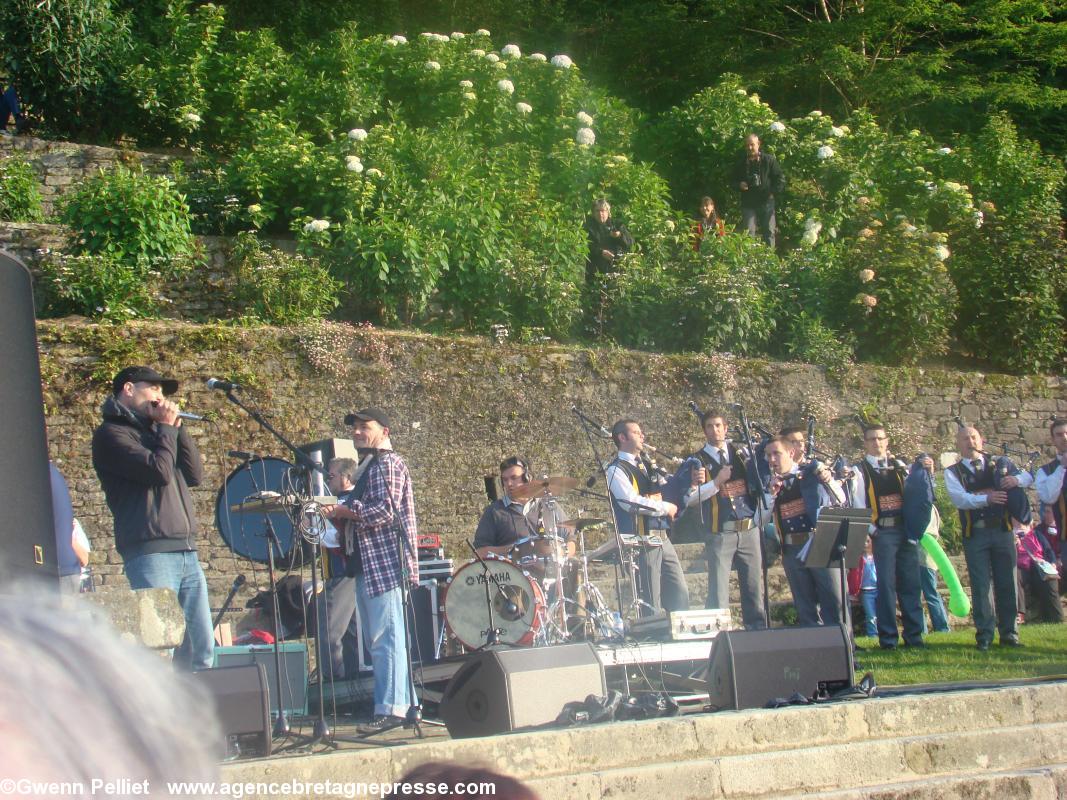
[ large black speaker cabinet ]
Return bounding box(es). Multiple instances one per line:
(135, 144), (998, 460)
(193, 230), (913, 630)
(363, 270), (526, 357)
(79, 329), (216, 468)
(440, 642), (606, 738)
(0, 252), (57, 587)
(191, 663), (272, 757)
(708, 624), (854, 711)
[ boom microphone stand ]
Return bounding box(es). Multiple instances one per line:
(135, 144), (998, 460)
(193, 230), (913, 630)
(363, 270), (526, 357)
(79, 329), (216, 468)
(217, 388), (331, 744)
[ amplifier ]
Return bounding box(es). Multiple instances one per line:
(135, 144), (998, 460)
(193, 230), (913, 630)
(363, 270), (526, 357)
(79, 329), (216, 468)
(418, 558), (454, 581)
(213, 642), (308, 716)
(670, 609), (734, 640)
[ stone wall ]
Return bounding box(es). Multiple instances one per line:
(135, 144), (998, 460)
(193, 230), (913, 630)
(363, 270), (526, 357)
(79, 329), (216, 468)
(38, 320), (1066, 603)
(0, 135), (183, 217)
(1, 221), (295, 320)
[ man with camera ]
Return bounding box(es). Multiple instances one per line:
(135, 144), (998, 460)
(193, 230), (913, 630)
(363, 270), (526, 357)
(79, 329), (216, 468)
(733, 133), (785, 248)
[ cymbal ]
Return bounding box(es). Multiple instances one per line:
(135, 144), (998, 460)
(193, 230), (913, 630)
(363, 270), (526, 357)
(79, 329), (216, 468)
(508, 476), (579, 501)
(558, 518), (606, 532)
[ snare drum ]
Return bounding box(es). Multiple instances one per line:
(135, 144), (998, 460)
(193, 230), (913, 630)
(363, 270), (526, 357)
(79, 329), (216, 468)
(443, 556), (546, 650)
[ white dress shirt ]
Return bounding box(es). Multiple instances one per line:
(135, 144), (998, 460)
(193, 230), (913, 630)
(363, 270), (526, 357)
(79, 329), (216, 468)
(943, 456), (1032, 509)
(1035, 457), (1066, 505)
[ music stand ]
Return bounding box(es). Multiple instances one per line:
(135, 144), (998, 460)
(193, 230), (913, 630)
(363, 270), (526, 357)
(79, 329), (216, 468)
(804, 508), (870, 631)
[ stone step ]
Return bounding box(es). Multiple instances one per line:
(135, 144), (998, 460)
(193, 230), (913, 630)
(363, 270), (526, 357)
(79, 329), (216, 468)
(219, 682), (1067, 800)
(773, 763), (1067, 800)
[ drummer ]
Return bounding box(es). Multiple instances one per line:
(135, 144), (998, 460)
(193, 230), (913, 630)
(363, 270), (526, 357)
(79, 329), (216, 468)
(473, 456), (569, 559)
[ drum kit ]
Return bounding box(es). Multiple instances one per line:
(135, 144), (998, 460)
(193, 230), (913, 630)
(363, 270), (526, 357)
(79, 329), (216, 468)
(442, 474), (622, 651)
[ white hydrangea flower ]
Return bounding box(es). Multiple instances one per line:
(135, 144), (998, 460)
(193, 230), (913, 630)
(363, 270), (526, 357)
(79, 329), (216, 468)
(551, 54), (574, 69)
(366, 168), (383, 179)
(576, 111), (594, 126)
(610, 154), (628, 163)
(347, 127), (368, 141)
(830, 126), (845, 137)
(304, 219), (330, 234)
(437, 33), (451, 42)
(475, 28), (490, 36)
(459, 79), (474, 89)
(463, 92), (477, 100)
(496, 79), (515, 94)
(485, 52), (500, 63)
(384, 38), (398, 46)
(925, 181), (938, 194)
(471, 48), (486, 57)
(938, 147), (952, 155)
(182, 112), (202, 124)
(494, 61), (507, 69)
(451, 32), (466, 39)
(816, 145), (835, 160)
(808, 110), (823, 117)
(801, 219), (822, 247)
(420, 32), (437, 39)
(735, 88), (747, 96)
(973, 210), (984, 228)
(665, 220), (675, 232)
(749, 94), (761, 104)
(934, 245), (950, 261)
(345, 155), (364, 173)
(529, 53), (547, 62)
(943, 181), (965, 193)
(247, 204), (261, 214)
(576, 127), (595, 146)
(388, 34), (407, 44)
(516, 102), (532, 114)
(502, 44), (521, 59)
(770, 121), (786, 133)
(424, 61), (441, 71)
(839, 125), (850, 133)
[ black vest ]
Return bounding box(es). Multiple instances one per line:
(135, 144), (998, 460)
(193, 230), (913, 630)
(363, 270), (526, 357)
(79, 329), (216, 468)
(949, 458), (1007, 536)
(693, 445), (755, 531)
(858, 460), (905, 527)
(774, 473), (816, 535)
(610, 457), (669, 535)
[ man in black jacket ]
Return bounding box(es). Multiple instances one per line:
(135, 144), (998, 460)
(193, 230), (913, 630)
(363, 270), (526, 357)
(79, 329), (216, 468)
(91, 366), (213, 669)
(733, 134), (785, 248)
(584, 198), (634, 284)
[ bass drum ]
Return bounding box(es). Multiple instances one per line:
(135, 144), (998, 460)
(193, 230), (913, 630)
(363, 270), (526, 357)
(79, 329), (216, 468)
(443, 556), (545, 650)
(214, 456), (302, 566)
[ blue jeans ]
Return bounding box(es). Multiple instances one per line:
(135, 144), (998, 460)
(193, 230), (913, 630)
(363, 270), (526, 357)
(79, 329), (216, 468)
(355, 579), (412, 717)
(124, 551), (214, 669)
(861, 589), (878, 636)
(920, 565), (950, 633)
(872, 529), (924, 646)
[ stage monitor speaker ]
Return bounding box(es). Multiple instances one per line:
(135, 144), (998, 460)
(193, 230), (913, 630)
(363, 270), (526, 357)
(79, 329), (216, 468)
(190, 663), (272, 757)
(213, 642), (308, 716)
(708, 624), (853, 711)
(0, 252), (57, 587)
(439, 642), (605, 738)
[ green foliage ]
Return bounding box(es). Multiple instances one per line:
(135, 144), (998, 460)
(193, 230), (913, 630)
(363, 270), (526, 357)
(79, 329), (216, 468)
(60, 166), (194, 267)
(0, 0), (132, 138)
(36, 252), (168, 321)
(229, 233), (341, 323)
(783, 312), (855, 379)
(829, 223), (958, 365)
(0, 155), (44, 221)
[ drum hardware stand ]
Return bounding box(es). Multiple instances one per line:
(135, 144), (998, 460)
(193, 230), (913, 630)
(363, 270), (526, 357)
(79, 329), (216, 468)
(539, 493), (572, 641)
(466, 542), (510, 647)
(571, 523), (617, 639)
(217, 388), (331, 745)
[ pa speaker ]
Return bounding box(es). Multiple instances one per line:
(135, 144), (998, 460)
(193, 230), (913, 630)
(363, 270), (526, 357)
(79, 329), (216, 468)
(0, 252), (57, 587)
(440, 642), (605, 738)
(191, 663), (272, 757)
(708, 624), (853, 711)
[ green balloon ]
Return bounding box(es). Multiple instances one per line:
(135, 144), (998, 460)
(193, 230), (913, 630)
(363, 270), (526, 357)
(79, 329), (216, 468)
(921, 534), (970, 617)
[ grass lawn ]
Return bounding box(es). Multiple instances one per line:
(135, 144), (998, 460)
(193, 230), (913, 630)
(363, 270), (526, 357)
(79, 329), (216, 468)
(855, 623), (1067, 686)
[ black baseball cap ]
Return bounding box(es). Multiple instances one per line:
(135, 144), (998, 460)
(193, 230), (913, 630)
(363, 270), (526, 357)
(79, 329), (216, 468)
(112, 366), (179, 396)
(344, 407), (391, 429)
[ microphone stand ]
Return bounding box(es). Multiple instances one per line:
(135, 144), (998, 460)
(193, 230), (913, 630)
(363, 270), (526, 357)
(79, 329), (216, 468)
(217, 389), (330, 745)
(465, 541), (521, 648)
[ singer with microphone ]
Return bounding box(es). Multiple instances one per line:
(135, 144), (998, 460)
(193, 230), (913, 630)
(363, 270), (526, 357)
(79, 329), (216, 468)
(91, 366), (213, 669)
(607, 419), (689, 615)
(846, 423), (929, 649)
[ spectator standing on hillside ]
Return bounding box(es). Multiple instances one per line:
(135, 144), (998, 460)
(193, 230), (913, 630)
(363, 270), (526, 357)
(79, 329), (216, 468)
(692, 196), (726, 250)
(584, 198), (633, 284)
(732, 134), (784, 248)
(0, 80), (28, 134)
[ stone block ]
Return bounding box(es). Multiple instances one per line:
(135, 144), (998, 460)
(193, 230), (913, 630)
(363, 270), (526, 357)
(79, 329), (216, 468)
(597, 759), (722, 800)
(79, 586), (185, 649)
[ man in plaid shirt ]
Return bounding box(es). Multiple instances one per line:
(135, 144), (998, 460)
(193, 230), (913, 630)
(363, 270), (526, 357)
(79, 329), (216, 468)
(324, 407), (419, 733)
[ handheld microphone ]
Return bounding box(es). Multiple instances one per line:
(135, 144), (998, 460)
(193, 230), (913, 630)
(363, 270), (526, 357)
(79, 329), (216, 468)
(206, 378), (241, 391)
(177, 410), (205, 421)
